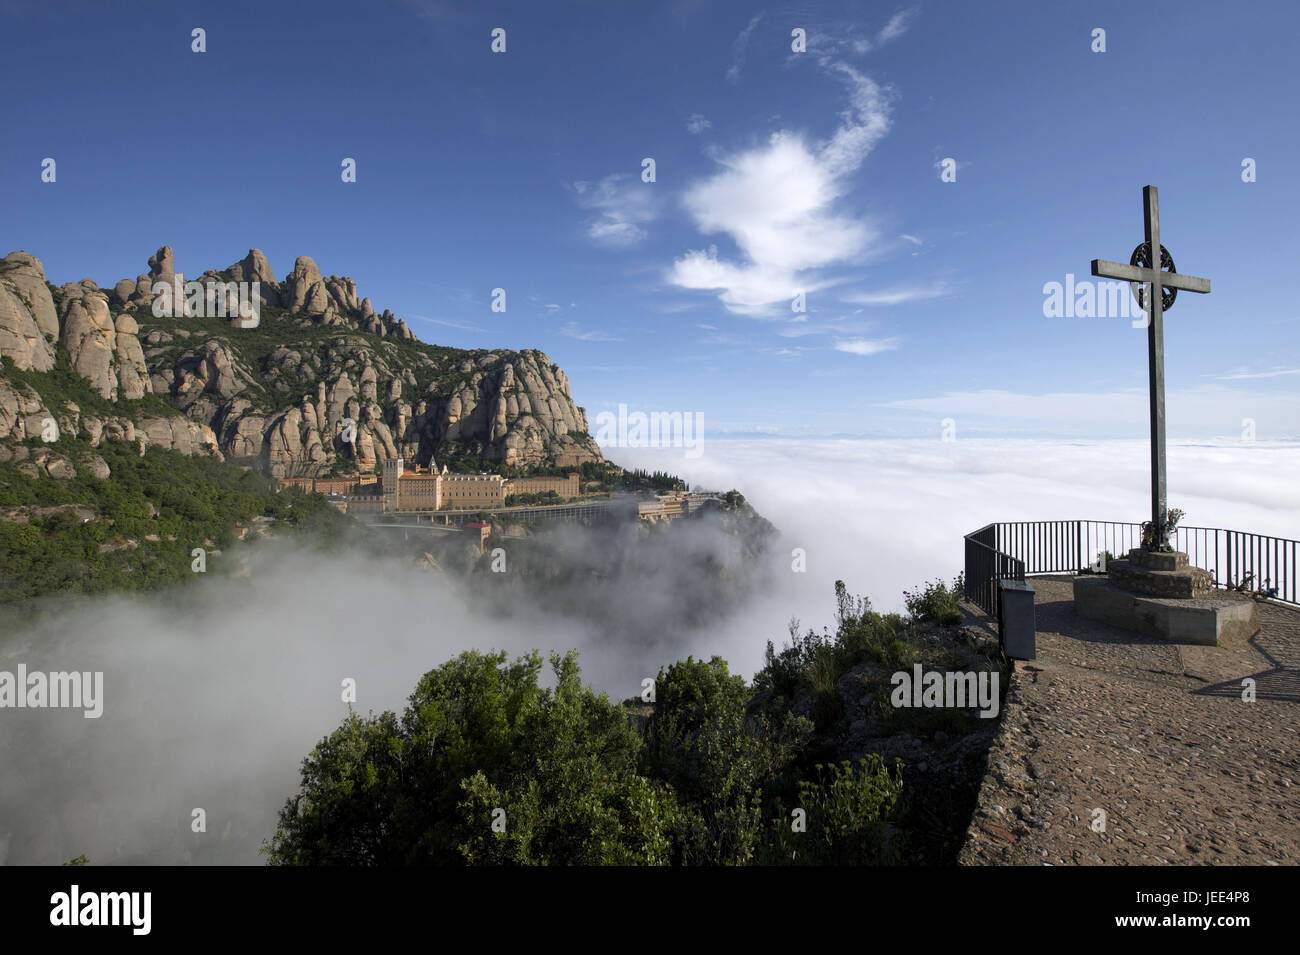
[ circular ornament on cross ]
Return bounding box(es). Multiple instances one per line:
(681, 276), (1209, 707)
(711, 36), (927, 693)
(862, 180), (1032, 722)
(1129, 242), (1179, 312)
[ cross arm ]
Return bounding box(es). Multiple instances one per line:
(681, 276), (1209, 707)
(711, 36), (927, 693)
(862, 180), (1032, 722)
(1090, 259), (1211, 293)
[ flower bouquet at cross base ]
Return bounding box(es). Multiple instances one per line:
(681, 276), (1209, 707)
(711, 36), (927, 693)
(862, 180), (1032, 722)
(1140, 507), (1185, 552)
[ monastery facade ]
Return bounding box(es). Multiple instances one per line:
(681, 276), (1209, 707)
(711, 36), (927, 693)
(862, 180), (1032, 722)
(279, 459), (581, 512)
(380, 457), (579, 512)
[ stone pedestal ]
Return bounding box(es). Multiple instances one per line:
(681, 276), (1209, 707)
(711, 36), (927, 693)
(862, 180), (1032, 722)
(1106, 548), (1213, 598)
(1073, 577), (1259, 646)
(1074, 549), (1258, 646)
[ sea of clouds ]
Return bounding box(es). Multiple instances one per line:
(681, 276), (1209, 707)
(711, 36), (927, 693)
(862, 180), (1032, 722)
(1, 436), (1296, 865)
(616, 435), (1300, 620)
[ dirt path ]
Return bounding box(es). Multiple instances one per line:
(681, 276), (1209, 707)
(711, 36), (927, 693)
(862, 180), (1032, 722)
(958, 576), (1299, 866)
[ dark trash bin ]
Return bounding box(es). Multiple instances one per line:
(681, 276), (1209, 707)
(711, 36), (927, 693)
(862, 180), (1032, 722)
(998, 579), (1036, 660)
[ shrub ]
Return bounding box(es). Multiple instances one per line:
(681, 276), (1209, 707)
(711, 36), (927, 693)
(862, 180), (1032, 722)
(761, 757), (905, 865)
(903, 576), (963, 626)
(268, 649), (676, 866)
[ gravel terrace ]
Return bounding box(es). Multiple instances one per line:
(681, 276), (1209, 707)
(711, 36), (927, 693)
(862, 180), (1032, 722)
(958, 575), (1299, 866)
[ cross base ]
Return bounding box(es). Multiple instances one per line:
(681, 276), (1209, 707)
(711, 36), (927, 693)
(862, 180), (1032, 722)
(1107, 549), (1212, 599)
(1073, 577), (1258, 647)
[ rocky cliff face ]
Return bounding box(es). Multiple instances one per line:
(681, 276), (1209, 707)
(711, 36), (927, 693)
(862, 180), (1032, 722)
(0, 247), (603, 476)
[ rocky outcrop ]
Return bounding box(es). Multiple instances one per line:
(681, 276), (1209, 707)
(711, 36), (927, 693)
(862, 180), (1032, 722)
(0, 378), (56, 443)
(433, 351), (596, 467)
(133, 415), (220, 456)
(113, 313), (152, 401)
(170, 339), (250, 411)
(0, 252), (58, 371)
(0, 374), (213, 459)
(284, 256), (330, 314)
(2, 247), (604, 477)
(110, 278), (137, 308)
(79, 452), (112, 480)
(226, 248), (281, 307)
(239, 346), (599, 476)
(2, 253), (59, 340)
(59, 286), (119, 400)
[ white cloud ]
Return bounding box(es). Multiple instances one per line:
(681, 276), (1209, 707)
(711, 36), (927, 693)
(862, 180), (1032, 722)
(834, 337), (901, 355)
(13, 432), (1296, 863)
(408, 314), (481, 332)
(878, 385), (1300, 439)
(608, 437), (1300, 634)
(876, 10), (915, 45)
(776, 316), (880, 338)
(826, 8), (917, 56)
(686, 113), (712, 135)
(667, 67), (892, 316)
(572, 173), (659, 247)
(697, 327), (749, 346)
(899, 234), (922, 246)
(843, 283), (949, 306)
(560, 321), (623, 342)
(726, 13), (763, 83)
(1215, 367), (1300, 380)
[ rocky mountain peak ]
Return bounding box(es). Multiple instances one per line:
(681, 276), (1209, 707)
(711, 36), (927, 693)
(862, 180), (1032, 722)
(1, 247), (604, 476)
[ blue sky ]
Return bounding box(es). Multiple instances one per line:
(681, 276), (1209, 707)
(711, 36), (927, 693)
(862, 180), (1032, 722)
(3, 0), (1298, 439)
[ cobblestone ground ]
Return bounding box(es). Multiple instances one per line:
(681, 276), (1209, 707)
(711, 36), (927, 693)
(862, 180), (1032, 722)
(958, 576), (1300, 866)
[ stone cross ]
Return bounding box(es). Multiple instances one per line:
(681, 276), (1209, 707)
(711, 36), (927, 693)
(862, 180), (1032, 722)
(1091, 185), (1210, 551)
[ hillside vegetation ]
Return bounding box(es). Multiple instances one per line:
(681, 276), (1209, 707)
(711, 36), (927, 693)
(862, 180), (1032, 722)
(0, 434), (348, 606)
(268, 577), (1005, 866)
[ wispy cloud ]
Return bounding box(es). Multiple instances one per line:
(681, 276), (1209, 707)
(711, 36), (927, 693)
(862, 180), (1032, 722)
(762, 345), (810, 358)
(834, 337), (901, 355)
(408, 314), (481, 332)
(572, 174), (659, 247)
(560, 321), (623, 342)
(697, 327), (750, 346)
(1214, 367), (1300, 380)
(878, 385), (1300, 438)
(686, 113), (712, 135)
(726, 13), (764, 83)
(776, 316), (880, 339)
(653, 300), (703, 314)
(566, 364), (649, 374)
(842, 283), (950, 306)
(817, 8), (918, 57)
(876, 10), (915, 45)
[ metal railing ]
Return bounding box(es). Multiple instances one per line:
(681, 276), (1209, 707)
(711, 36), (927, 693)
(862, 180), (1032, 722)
(963, 520), (1299, 612)
(962, 523), (1026, 618)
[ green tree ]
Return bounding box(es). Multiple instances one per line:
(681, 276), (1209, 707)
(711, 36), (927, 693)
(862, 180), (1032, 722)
(643, 655), (810, 865)
(761, 757), (906, 865)
(267, 649), (677, 865)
